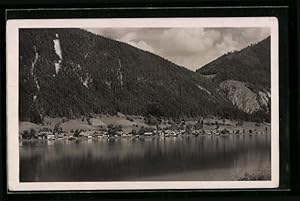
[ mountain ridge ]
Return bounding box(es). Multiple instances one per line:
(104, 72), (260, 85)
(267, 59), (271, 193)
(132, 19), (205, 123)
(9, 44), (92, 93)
(19, 28), (270, 123)
(196, 36), (270, 89)
(196, 36), (271, 119)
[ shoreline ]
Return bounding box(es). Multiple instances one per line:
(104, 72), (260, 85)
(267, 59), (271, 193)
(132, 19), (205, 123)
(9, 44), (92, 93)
(19, 131), (270, 143)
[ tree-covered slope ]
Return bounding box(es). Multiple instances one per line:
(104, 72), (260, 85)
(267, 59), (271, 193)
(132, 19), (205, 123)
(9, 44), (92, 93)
(20, 28), (244, 123)
(196, 37), (270, 89)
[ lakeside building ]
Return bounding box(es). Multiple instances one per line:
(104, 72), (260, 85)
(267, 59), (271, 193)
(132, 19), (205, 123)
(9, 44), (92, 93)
(37, 131), (52, 139)
(144, 132), (154, 136)
(47, 134), (55, 140)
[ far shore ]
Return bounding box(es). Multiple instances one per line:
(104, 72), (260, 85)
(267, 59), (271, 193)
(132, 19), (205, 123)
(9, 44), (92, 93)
(19, 131), (270, 143)
(19, 114), (271, 142)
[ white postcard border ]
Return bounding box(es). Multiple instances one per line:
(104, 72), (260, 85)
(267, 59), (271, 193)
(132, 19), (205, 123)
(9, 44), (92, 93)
(6, 17), (279, 191)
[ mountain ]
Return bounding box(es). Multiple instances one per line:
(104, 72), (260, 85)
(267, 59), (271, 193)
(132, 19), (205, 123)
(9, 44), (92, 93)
(19, 28), (268, 123)
(196, 37), (271, 120)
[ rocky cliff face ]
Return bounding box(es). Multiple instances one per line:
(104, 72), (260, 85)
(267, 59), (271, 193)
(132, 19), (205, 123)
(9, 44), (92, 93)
(219, 80), (270, 114)
(197, 37), (271, 120)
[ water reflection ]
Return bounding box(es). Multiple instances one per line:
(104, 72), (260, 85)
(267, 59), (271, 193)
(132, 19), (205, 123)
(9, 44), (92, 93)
(20, 134), (271, 182)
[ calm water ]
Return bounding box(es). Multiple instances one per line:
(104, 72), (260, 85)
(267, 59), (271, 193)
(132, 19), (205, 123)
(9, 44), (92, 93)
(20, 134), (271, 182)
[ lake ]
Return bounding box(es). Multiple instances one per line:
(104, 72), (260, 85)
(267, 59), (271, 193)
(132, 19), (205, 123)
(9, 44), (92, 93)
(20, 134), (271, 182)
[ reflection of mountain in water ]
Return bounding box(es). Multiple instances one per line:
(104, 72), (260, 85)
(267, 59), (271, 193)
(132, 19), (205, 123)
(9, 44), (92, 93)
(20, 135), (271, 182)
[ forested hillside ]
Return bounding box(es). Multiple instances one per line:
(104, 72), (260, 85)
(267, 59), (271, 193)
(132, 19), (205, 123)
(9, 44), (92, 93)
(19, 28), (270, 123)
(197, 37), (271, 121)
(196, 37), (270, 90)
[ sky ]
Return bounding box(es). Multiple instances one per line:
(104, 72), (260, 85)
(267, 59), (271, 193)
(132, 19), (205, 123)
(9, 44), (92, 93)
(85, 27), (270, 71)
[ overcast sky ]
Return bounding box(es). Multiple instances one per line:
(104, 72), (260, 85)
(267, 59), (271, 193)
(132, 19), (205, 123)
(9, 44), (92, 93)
(85, 27), (270, 71)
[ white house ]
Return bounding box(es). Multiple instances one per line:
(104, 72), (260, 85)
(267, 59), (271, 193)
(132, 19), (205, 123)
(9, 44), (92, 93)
(47, 134), (55, 140)
(144, 132), (153, 136)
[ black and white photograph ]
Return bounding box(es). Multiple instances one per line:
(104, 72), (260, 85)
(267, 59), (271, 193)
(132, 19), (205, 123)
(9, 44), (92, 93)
(6, 18), (279, 191)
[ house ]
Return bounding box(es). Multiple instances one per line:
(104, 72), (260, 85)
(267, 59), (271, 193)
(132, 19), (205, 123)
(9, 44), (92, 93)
(94, 132), (102, 137)
(116, 131), (124, 136)
(80, 130), (95, 137)
(165, 130), (176, 136)
(96, 131), (108, 136)
(144, 132), (153, 136)
(68, 135), (75, 140)
(57, 133), (64, 138)
(47, 134), (55, 140)
(79, 131), (88, 137)
(192, 130), (198, 136)
(38, 131), (52, 138)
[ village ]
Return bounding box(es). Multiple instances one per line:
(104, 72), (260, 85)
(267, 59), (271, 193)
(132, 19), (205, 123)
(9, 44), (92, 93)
(19, 116), (270, 141)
